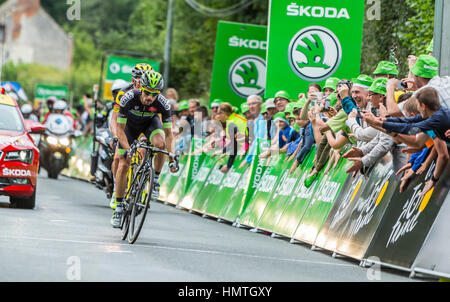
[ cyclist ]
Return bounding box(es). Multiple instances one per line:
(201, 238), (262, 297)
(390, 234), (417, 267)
(110, 63), (152, 209)
(111, 70), (177, 227)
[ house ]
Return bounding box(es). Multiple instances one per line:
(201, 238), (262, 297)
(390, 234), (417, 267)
(0, 0), (73, 70)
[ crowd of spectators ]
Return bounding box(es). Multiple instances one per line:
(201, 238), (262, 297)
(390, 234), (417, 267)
(171, 49), (450, 197)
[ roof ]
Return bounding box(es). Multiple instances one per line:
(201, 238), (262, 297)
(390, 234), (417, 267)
(0, 94), (17, 106)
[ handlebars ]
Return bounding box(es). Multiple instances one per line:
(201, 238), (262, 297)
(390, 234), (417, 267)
(128, 138), (180, 172)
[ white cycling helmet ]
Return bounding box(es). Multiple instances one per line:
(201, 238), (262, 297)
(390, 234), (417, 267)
(111, 79), (129, 93)
(53, 100), (67, 111)
(21, 104), (33, 115)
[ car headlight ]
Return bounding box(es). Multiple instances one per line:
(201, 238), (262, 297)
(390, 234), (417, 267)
(5, 150), (34, 164)
(59, 137), (70, 146)
(47, 136), (58, 145)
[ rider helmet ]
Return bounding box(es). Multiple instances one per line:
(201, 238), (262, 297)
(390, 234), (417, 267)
(140, 70), (164, 92)
(131, 63), (153, 79)
(21, 104), (33, 115)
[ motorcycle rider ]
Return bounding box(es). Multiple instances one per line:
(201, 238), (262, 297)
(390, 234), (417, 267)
(21, 104), (39, 122)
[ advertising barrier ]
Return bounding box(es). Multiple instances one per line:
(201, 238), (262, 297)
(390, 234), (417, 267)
(159, 153), (188, 203)
(271, 146), (317, 238)
(190, 156), (226, 214)
(205, 158), (245, 218)
(292, 157), (352, 245)
(179, 153), (215, 211)
(238, 153), (287, 229)
(333, 156), (397, 260)
(412, 191), (450, 278)
(362, 161), (450, 270)
(167, 138), (206, 206)
(219, 138), (270, 223)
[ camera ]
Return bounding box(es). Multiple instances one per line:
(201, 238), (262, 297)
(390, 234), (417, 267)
(323, 98), (330, 111)
(398, 81), (408, 90)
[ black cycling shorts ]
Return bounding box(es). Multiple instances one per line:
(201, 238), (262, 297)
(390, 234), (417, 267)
(118, 117), (164, 155)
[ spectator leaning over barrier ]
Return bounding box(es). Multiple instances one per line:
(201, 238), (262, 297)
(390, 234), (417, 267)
(343, 77), (407, 176)
(213, 102), (247, 174)
(364, 87), (450, 196)
(260, 112), (299, 159)
(394, 97), (435, 193)
(345, 75), (378, 147)
(175, 100), (192, 153)
(187, 98), (200, 136)
(193, 106), (209, 139)
(274, 90), (291, 113)
(408, 54), (450, 109)
(240, 95), (264, 168)
(288, 99), (316, 174)
(264, 98), (277, 141)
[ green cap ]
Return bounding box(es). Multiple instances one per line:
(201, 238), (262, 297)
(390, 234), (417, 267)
(293, 98), (306, 110)
(411, 54), (439, 79)
(178, 100), (189, 111)
(352, 74), (374, 89)
(240, 102), (249, 113)
(324, 77), (340, 90)
(373, 61), (399, 76)
(261, 103), (267, 114)
(284, 103), (294, 116)
(273, 112), (289, 125)
(326, 92), (338, 107)
(274, 90), (291, 101)
(210, 98), (222, 108)
(369, 78), (388, 95)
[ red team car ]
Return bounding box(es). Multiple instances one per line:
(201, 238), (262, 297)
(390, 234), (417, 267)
(0, 94), (44, 209)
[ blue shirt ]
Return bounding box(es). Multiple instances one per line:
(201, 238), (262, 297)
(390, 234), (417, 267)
(382, 106), (450, 143)
(279, 126), (299, 148)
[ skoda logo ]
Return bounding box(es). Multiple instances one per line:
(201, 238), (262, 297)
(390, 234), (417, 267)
(109, 63), (121, 74)
(288, 26), (341, 82)
(229, 55), (266, 98)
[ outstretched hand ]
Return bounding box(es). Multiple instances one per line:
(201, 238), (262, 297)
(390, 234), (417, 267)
(343, 147), (363, 159)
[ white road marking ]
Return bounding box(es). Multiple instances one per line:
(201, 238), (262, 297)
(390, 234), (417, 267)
(0, 235), (354, 268)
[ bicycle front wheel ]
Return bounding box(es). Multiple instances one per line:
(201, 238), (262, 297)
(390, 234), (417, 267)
(127, 167), (154, 244)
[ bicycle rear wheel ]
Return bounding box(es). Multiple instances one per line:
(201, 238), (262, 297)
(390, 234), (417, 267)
(121, 155), (144, 241)
(127, 166), (154, 244)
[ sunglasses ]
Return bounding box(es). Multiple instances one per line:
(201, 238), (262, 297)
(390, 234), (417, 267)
(141, 88), (160, 96)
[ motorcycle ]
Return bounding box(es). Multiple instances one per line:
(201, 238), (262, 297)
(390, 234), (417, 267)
(91, 111), (117, 199)
(39, 114), (76, 179)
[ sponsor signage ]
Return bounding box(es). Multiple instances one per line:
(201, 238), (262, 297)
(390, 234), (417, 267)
(265, 0), (365, 99)
(103, 56), (160, 100)
(210, 21), (267, 107)
(363, 161), (450, 269)
(34, 85), (68, 105)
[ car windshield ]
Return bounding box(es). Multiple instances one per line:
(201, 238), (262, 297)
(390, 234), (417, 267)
(0, 104), (24, 132)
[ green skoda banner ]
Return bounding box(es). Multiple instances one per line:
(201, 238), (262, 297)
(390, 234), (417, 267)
(210, 21), (267, 108)
(103, 56), (160, 100)
(34, 84), (69, 107)
(265, 0), (365, 98)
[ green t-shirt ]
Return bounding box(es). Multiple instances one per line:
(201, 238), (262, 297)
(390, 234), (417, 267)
(327, 109), (356, 144)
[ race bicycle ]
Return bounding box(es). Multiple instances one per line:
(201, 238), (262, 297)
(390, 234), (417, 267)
(120, 137), (179, 244)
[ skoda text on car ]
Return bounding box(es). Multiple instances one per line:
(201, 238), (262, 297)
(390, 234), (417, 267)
(0, 94), (43, 209)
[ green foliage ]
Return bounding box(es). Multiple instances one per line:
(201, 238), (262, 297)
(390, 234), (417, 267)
(2, 0), (437, 102)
